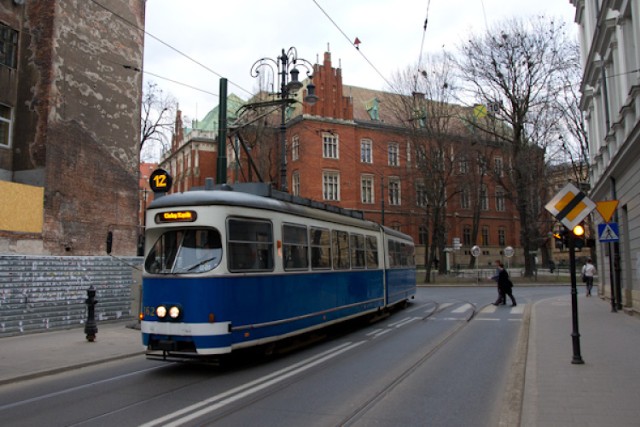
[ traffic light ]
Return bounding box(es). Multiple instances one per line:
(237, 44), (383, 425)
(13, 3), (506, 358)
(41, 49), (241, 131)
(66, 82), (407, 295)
(552, 231), (564, 250)
(573, 224), (585, 250)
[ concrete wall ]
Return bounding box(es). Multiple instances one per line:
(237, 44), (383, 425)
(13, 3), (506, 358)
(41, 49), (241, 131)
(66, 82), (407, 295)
(0, 255), (142, 337)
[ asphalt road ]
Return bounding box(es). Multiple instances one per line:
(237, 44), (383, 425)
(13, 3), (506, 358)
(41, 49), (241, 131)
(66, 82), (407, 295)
(0, 286), (566, 427)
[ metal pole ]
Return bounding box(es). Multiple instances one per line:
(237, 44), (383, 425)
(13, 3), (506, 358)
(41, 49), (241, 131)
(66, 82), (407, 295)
(279, 51), (288, 192)
(568, 229), (584, 364)
(380, 176), (385, 226)
(608, 242), (617, 312)
(216, 78), (228, 185)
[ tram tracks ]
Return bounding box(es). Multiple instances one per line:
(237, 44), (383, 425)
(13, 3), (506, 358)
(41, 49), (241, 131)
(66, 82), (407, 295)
(140, 300), (478, 427)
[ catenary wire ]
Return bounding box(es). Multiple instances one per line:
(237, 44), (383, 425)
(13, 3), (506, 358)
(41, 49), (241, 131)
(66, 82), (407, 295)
(311, 0), (393, 88)
(86, 0), (253, 97)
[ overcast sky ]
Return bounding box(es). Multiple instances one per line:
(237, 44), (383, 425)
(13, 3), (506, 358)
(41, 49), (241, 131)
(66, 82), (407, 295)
(142, 0), (578, 128)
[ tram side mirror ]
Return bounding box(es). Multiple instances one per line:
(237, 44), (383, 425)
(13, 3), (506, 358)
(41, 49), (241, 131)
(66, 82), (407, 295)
(106, 231), (113, 254)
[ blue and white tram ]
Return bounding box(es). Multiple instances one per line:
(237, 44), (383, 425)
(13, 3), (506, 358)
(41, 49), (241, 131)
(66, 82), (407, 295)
(141, 184), (416, 358)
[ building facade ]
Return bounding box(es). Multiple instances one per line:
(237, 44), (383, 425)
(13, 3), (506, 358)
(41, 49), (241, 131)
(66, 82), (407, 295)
(571, 0), (640, 310)
(0, 0), (145, 255)
(164, 51), (523, 270)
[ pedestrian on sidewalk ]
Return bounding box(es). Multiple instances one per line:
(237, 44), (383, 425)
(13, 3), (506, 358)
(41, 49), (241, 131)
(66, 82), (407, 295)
(491, 260), (516, 306)
(582, 258), (597, 296)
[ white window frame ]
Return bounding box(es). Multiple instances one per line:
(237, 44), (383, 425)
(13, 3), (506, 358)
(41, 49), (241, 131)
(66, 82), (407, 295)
(0, 104), (12, 148)
(322, 133), (339, 159)
(360, 139), (373, 163)
(322, 171), (340, 201)
(495, 186), (506, 211)
(361, 175), (374, 204)
(292, 172), (300, 196)
(388, 143), (399, 166)
(292, 136), (300, 161)
(388, 177), (401, 205)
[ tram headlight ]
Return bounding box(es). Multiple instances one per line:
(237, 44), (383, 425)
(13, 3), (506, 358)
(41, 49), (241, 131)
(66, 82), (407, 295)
(168, 305), (181, 320)
(156, 305), (167, 319)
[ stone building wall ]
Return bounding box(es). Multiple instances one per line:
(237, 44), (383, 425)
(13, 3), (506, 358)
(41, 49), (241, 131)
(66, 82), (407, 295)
(0, 255), (141, 337)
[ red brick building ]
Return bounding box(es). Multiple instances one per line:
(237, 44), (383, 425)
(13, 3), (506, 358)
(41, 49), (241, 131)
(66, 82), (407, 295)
(164, 51), (522, 269)
(0, 0), (145, 255)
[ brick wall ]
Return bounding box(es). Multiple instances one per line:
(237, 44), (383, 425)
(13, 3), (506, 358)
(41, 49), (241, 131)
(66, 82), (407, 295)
(0, 255), (142, 337)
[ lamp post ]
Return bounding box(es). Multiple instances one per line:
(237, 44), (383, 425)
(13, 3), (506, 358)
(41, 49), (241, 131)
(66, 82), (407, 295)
(250, 47), (318, 192)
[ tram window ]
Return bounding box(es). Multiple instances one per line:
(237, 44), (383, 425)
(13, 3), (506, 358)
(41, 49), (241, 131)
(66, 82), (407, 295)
(332, 230), (350, 270)
(310, 227), (331, 269)
(283, 224), (309, 270)
(227, 218), (274, 272)
(350, 233), (365, 269)
(366, 236), (379, 268)
(145, 228), (222, 274)
(388, 240), (399, 267)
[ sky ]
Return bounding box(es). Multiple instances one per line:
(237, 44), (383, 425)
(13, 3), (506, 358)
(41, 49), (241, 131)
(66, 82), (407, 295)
(142, 0), (578, 155)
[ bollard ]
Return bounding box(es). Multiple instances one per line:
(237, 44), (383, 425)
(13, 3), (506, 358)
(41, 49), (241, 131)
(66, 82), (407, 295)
(84, 285), (99, 342)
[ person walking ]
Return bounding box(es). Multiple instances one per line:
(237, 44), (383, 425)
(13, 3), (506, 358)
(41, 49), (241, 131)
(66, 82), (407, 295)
(582, 258), (597, 296)
(492, 260), (516, 306)
(490, 260), (504, 305)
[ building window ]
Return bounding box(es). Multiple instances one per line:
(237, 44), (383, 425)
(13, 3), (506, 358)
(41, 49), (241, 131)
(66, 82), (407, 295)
(461, 186), (470, 209)
(416, 183), (428, 207)
(292, 172), (300, 196)
(323, 133), (338, 159)
(480, 185), (489, 211)
(388, 143), (399, 166)
(361, 139), (373, 163)
(361, 175), (374, 204)
(482, 226), (489, 246)
(498, 227), (506, 246)
(459, 155), (468, 174)
(463, 226), (471, 246)
(495, 186), (505, 211)
(416, 145), (427, 168)
(388, 177), (401, 205)
(494, 157), (503, 177)
(477, 155), (487, 175)
(292, 136), (300, 161)
(419, 225), (428, 245)
(323, 171), (340, 201)
(0, 24), (18, 69)
(0, 104), (11, 147)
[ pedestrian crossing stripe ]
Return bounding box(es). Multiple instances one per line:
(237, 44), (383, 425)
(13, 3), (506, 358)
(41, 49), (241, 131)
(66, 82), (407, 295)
(598, 222), (620, 242)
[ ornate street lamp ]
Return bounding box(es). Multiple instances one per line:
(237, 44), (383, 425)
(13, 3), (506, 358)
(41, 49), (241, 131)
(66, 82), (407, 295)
(249, 47), (318, 192)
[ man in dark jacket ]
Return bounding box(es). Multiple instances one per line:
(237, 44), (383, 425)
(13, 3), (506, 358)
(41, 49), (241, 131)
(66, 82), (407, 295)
(492, 260), (516, 306)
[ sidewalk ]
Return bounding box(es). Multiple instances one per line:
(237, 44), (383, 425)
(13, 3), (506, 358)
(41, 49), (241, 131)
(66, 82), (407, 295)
(521, 292), (640, 426)
(0, 320), (143, 385)
(1, 289), (639, 426)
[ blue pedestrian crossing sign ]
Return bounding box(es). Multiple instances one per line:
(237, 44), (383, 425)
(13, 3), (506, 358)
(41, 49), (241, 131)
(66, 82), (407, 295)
(598, 223), (619, 243)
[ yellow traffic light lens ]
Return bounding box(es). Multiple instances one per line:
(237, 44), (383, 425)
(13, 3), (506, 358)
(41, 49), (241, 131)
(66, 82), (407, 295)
(573, 224), (585, 236)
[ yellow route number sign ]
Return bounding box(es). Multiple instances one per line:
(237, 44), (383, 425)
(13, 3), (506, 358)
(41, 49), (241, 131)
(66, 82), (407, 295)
(149, 169), (173, 193)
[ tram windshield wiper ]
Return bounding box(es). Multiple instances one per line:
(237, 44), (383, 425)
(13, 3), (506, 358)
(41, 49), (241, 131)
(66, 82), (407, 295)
(179, 256), (218, 273)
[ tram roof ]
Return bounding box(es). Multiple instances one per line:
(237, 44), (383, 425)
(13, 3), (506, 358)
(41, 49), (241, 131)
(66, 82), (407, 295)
(149, 183), (381, 228)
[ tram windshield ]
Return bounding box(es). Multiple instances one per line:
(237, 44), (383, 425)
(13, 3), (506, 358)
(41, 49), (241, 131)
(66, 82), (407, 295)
(145, 228), (222, 274)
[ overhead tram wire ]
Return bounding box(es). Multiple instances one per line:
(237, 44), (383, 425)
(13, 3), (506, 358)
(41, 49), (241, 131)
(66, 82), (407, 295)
(86, 0), (253, 97)
(311, 0), (393, 89)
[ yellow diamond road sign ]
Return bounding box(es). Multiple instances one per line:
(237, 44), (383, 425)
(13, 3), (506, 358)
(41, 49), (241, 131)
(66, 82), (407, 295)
(545, 183), (596, 230)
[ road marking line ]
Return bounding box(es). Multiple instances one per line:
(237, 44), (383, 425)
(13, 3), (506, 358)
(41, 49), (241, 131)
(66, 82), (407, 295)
(452, 303), (472, 313)
(140, 341), (364, 427)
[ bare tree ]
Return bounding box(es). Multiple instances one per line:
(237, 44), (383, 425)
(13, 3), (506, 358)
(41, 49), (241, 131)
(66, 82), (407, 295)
(386, 56), (463, 281)
(140, 81), (177, 155)
(454, 16), (577, 277)
(553, 42), (590, 183)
